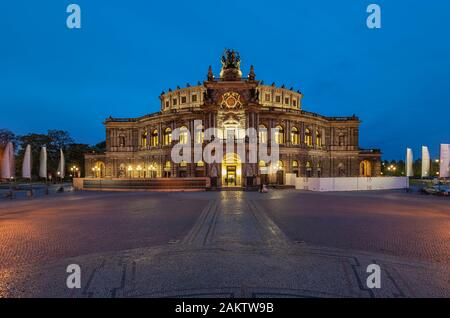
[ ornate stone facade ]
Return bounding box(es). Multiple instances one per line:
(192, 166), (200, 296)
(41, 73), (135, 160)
(85, 50), (381, 187)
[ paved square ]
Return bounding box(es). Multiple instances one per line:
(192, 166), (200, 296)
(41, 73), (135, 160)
(0, 190), (449, 297)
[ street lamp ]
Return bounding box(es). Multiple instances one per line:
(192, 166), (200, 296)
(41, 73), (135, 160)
(148, 163), (157, 178)
(136, 165), (142, 178)
(70, 165), (79, 178)
(128, 165), (133, 178)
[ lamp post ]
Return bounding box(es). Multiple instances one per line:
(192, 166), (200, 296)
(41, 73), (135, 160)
(70, 166), (79, 178)
(152, 164), (158, 178)
(136, 165), (142, 178)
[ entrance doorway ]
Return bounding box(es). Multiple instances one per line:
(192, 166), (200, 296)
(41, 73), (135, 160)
(226, 166), (237, 186)
(222, 153), (242, 187)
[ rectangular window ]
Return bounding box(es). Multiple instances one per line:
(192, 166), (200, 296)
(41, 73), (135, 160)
(181, 96), (187, 104)
(173, 98), (177, 106)
(265, 94), (270, 102)
(293, 99), (297, 107)
(285, 97), (290, 105)
(165, 101), (169, 108)
(192, 94), (197, 102)
(275, 95), (281, 103)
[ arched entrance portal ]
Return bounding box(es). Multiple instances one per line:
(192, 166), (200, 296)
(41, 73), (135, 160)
(360, 160), (372, 177)
(222, 153), (242, 187)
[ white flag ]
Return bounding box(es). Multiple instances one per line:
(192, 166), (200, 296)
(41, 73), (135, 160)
(440, 144), (450, 178)
(39, 146), (47, 178)
(22, 144), (32, 179)
(406, 148), (413, 177)
(1, 141), (15, 179)
(421, 146), (430, 178)
(57, 149), (65, 178)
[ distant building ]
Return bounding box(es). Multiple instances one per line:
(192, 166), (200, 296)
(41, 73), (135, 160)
(86, 50), (381, 188)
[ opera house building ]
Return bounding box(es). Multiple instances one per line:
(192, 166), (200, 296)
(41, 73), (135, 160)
(84, 50), (381, 189)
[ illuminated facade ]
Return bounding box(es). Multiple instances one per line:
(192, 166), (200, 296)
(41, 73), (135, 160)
(85, 50), (381, 187)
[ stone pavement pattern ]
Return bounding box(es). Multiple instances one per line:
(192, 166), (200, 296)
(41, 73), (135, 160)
(0, 190), (449, 297)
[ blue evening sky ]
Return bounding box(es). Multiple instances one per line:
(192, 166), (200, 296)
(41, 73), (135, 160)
(1, 0), (449, 159)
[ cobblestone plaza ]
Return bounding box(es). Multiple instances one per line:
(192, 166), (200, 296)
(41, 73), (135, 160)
(0, 189), (449, 298)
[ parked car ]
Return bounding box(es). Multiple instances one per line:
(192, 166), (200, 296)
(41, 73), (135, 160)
(421, 186), (441, 195)
(421, 185), (450, 196)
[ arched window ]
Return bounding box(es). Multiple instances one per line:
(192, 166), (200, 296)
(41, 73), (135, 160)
(163, 160), (171, 177)
(305, 128), (312, 147)
(164, 128), (172, 145)
(306, 161), (312, 177)
(141, 131), (147, 147)
(196, 160), (204, 167)
(291, 127), (299, 145)
(258, 124), (268, 144)
(151, 129), (158, 147)
(119, 135), (126, 147)
(360, 160), (372, 177)
(259, 160), (266, 168)
(338, 162), (345, 176)
(292, 160), (299, 168)
(274, 125), (284, 144)
(316, 130), (322, 147)
(180, 160), (187, 168)
(195, 125), (204, 144)
(179, 126), (189, 145)
(338, 134), (345, 146)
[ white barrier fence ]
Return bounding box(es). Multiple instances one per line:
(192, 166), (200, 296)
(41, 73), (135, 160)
(285, 174), (408, 192)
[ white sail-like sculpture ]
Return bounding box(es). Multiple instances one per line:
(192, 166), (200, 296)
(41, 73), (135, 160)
(440, 144), (450, 178)
(406, 148), (413, 177)
(57, 149), (65, 179)
(421, 146), (430, 178)
(39, 146), (47, 178)
(22, 144), (32, 179)
(1, 141), (15, 180)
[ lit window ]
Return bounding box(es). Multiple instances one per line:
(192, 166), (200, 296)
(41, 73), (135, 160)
(258, 124), (268, 144)
(151, 129), (158, 147)
(305, 128), (312, 147)
(291, 127), (299, 145)
(292, 160), (299, 168)
(316, 130), (322, 147)
(141, 131), (147, 147)
(274, 125), (284, 144)
(179, 126), (189, 145)
(164, 128), (172, 145)
(197, 160), (204, 167)
(195, 126), (205, 144)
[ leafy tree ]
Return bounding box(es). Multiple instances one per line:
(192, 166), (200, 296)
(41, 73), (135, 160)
(0, 129), (17, 148)
(91, 141), (106, 153)
(15, 130), (75, 180)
